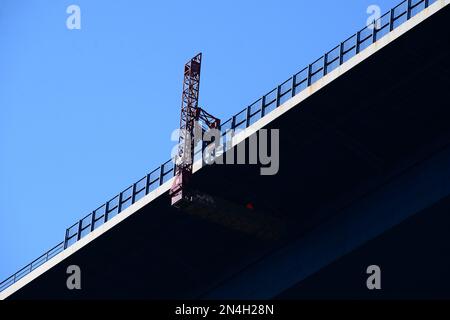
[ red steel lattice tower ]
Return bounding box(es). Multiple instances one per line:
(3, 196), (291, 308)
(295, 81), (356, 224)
(170, 53), (220, 207)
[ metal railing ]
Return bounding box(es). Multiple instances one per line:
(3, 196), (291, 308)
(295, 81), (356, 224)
(0, 0), (436, 292)
(63, 158), (176, 248)
(0, 242), (64, 291)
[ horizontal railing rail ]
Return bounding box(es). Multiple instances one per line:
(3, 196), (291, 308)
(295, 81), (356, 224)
(0, 0), (436, 292)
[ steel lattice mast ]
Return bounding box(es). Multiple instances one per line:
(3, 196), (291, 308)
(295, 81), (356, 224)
(170, 53), (220, 207)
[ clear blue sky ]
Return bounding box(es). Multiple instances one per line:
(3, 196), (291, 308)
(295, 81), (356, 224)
(0, 0), (400, 281)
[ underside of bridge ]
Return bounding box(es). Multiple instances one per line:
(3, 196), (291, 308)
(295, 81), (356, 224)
(7, 4), (450, 299)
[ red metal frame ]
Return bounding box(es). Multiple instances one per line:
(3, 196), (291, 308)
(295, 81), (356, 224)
(170, 53), (220, 207)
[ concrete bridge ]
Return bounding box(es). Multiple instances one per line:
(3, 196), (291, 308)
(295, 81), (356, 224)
(2, 0), (450, 299)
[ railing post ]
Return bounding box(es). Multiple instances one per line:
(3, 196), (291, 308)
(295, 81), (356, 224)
(424, 0), (429, 8)
(64, 228), (69, 249)
(231, 115), (236, 130)
(90, 211), (96, 232)
(372, 19), (378, 43)
(339, 42), (344, 65)
(407, 0), (412, 19)
(246, 106), (251, 127)
(105, 201), (110, 222)
(159, 165), (164, 186)
(261, 95), (266, 117)
(323, 54), (328, 76)
(356, 31), (361, 54)
(307, 64), (312, 86)
(117, 192), (123, 213)
(276, 85), (281, 107)
(145, 173), (151, 195)
(390, 9), (395, 31)
(76, 220), (82, 241)
(291, 74), (297, 97)
(131, 183), (137, 204)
